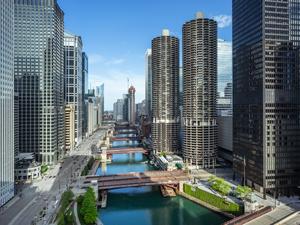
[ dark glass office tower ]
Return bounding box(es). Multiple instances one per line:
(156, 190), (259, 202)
(183, 13), (218, 168)
(14, 0), (65, 165)
(152, 29), (180, 154)
(233, 0), (300, 195)
(82, 52), (88, 136)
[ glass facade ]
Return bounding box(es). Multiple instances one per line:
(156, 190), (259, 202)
(95, 84), (104, 126)
(64, 33), (83, 146)
(0, 0), (15, 207)
(82, 52), (88, 136)
(218, 39), (232, 96)
(233, 0), (300, 195)
(145, 49), (152, 118)
(14, 0), (65, 165)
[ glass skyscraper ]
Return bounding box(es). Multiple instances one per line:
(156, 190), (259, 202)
(0, 0), (15, 207)
(82, 52), (88, 136)
(64, 32), (83, 147)
(82, 52), (89, 96)
(95, 84), (104, 126)
(218, 39), (232, 96)
(145, 49), (152, 118)
(233, 0), (300, 195)
(14, 0), (65, 165)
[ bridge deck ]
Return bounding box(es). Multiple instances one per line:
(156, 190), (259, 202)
(110, 137), (139, 141)
(106, 148), (147, 155)
(85, 171), (188, 190)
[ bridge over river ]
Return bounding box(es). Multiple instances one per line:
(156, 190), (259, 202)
(106, 147), (148, 155)
(84, 170), (189, 190)
(110, 136), (140, 142)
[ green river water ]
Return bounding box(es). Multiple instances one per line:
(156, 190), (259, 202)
(96, 141), (228, 225)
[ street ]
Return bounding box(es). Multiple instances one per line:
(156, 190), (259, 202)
(0, 129), (106, 225)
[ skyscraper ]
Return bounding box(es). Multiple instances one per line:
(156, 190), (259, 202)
(183, 13), (217, 168)
(152, 29), (180, 154)
(145, 49), (152, 118)
(64, 32), (83, 147)
(113, 99), (124, 121)
(82, 52), (89, 136)
(96, 84), (104, 126)
(128, 85), (136, 125)
(0, 0), (14, 207)
(218, 39), (232, 96)
(14, 0), (65, 164)
(233, 0), (300, 195)
(123, 94), (129, 122)
(82, 52), (89, 96)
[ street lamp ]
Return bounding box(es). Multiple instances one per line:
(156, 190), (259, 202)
(243, 156), (246, 186)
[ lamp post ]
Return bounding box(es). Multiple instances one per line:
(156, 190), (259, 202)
(243, 156), (246, 186)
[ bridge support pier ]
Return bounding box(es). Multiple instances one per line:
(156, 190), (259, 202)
(98, 190), (107, 208)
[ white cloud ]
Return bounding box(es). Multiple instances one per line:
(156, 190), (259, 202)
(213, 15), (232, 28)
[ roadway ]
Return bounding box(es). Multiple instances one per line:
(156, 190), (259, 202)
(0, 129), (107, 225)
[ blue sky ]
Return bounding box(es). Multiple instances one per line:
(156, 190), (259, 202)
(58, 0), (232, 110)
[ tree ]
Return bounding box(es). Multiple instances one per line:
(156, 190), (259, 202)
(80, 187), (97, 225)
(209, 176), (231, 196)
(235, 185), (252, 199)
(175, 163), (183, 170)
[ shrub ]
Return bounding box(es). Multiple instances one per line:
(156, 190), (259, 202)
(183, 183), (243, 215)
(41, 165), (48, 174)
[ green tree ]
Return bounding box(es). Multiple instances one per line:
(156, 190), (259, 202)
(209, 176), (231, 196)
(80, 187), (97, 224)
(235, 185), (252, 199)
(65, 209), (74, 225)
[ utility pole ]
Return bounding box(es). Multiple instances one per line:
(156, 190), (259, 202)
(243, 156), (246, 186)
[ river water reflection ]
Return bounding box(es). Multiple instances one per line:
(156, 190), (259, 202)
(96, 141), (227, 225)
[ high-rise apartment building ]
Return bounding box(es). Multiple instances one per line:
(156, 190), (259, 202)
(64, 32), (83, 147)
(152, 29), (180, 154)
(0, 0), (14, 207)
(82, 52), (88, 136)
(14, 0), (65, 164)
(183, 13), (217, 168)
(233, 0), (300, 195)
(145, 49), (152, 118)
(128, 85), (136, 125)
